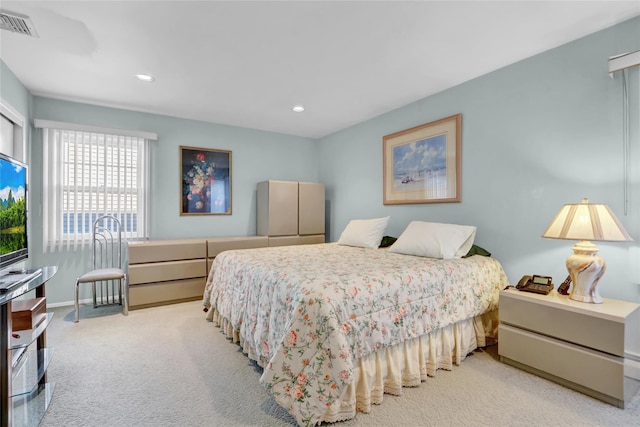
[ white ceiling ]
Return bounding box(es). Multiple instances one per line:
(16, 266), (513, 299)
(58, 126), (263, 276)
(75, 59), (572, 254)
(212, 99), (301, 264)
(1, 1), (639, 139)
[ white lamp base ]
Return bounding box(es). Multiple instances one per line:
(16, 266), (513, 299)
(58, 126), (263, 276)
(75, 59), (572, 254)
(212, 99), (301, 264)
(566, 241), (605, 304)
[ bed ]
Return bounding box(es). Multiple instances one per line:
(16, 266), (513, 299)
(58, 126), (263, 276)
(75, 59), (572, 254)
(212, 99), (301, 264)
(203, 220), (509, 426)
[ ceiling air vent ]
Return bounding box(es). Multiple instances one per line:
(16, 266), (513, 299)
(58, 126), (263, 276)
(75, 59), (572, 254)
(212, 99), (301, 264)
(0, 10), (38, 37)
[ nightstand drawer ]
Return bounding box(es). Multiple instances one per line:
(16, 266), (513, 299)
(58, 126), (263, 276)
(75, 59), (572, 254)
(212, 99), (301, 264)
(500, 290), (629, 356)
(499, 324), (629, 405)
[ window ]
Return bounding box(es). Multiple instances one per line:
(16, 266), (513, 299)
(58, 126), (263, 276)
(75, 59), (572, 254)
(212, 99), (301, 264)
(0, 113), (15, 153)
(37, 121), (156, 252)
(0, 99), (26, 160)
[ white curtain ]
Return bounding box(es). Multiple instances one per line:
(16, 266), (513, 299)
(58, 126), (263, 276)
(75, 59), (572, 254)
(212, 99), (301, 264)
(41, 127), (150, 252)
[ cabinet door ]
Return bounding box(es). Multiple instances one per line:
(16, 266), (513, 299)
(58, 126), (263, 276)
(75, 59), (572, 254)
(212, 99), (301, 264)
(298, 182), (325, 235)
(257, 180), (298, 236)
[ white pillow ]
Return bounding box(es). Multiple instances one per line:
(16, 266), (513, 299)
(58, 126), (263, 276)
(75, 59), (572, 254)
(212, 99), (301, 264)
(388, 221), (477, 259)
(337, 216), (390, 249)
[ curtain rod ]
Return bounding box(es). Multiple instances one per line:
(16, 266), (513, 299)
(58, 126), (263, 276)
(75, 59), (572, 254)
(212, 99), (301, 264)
(609, 51), (640, 76)
(33, 119), (158, 140)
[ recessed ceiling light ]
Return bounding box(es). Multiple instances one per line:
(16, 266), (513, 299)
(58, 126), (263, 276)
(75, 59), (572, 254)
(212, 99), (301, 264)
(135, 73), (155, 83)
(292, 105), (305, 113)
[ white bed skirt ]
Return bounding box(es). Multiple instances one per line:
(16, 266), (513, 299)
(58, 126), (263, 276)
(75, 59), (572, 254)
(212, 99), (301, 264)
(207, 308), (499, 424)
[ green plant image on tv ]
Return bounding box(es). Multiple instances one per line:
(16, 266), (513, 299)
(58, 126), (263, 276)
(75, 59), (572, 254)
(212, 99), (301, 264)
(0, 194), (26, 254)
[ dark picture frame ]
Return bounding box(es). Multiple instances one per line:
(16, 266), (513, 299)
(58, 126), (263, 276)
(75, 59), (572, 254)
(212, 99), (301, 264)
(180, 146), (232, 215)
(383, 114), (461, 205)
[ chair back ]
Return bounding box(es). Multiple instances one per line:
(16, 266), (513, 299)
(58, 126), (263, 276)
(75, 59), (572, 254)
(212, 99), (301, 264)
(74, 214), (127, 320)
(92, 215), (123, 270)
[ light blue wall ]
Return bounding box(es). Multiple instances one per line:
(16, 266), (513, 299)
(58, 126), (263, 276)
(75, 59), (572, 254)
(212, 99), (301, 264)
(0, 60), (32, 120)
(319, 17), (640, 302)
(25, 98), (318, 304)
(2, 17), (639, 305)
(31, 97), (319, 238)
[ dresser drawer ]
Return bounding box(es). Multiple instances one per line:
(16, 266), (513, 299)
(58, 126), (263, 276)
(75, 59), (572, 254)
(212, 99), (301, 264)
(207, 236), (268, 257)
(129, 259), (207, 284)
(129, 278), (205, 308)
(129, 239), (206, 263)
(268, 234), (325, 247)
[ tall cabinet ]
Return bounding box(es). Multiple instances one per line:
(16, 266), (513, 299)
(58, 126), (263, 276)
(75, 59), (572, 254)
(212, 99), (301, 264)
(257, 180), (325, 246)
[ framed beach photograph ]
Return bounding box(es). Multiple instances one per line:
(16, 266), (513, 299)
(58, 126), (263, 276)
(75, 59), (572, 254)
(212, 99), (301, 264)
(180, 146), (232, 215)
(383, 114), (461, 205)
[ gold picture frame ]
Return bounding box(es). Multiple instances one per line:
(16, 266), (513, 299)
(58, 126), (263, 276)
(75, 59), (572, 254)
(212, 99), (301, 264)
(383, 114), (461, 205)
(180, 146), (232, 215)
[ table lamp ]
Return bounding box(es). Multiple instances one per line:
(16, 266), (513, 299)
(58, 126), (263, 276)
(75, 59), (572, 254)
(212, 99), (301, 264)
(542, 198), (633, 303)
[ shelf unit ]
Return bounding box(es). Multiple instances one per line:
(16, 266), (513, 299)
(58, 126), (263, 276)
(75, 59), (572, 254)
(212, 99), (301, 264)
(1, 266), (58, 427)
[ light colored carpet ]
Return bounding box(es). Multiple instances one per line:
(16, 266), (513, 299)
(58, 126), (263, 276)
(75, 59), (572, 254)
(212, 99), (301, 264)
(40, 300), (640, 427)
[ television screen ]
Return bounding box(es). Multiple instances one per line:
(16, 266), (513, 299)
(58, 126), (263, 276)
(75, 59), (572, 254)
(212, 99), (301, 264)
(0, 153), (28, 270)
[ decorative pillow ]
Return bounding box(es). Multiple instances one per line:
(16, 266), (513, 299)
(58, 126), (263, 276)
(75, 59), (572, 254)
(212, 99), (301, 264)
(337, 216), (390, 249)
(378, 235), (398, 248)
(463, 244), (491, 258)
(388, 221), (477, 259)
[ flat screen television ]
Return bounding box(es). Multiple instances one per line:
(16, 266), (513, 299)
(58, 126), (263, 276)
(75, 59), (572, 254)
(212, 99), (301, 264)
(0, 152), (28, 270)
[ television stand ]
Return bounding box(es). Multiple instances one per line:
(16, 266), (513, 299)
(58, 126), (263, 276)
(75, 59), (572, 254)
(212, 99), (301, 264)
(0, 269), (43, 293)
(0, 266), (57, 427)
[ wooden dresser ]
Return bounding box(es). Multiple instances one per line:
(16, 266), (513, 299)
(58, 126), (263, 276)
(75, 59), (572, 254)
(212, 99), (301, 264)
(128, 236), (268, 309)
(128, 234), (325, 309)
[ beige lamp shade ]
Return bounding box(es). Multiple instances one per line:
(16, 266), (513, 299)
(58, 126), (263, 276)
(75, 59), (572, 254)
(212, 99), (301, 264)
(542, 198), (632, 242)
(542, 198), (632, 304)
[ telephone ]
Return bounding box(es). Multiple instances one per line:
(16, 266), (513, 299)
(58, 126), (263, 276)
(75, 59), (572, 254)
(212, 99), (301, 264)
(516, 275), (554, 295)
(557, 275), (571, 295)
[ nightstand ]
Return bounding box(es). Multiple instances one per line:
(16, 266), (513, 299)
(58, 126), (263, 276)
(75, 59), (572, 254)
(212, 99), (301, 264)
(498, 288), (640, 408)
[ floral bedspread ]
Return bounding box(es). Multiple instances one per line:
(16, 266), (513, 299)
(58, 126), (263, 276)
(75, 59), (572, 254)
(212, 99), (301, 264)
(202, 243), (508, 426)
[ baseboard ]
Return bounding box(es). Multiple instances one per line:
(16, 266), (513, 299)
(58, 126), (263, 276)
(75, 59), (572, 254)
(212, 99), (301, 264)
(47, 297), (124, 308)
(47, 299), (90, 308)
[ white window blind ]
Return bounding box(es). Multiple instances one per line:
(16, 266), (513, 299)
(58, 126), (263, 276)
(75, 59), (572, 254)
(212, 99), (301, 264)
(41, 126), (151, 252)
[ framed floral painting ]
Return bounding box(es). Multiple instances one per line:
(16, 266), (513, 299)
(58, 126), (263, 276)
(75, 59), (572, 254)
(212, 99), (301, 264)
(180, 146), (232, 215)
